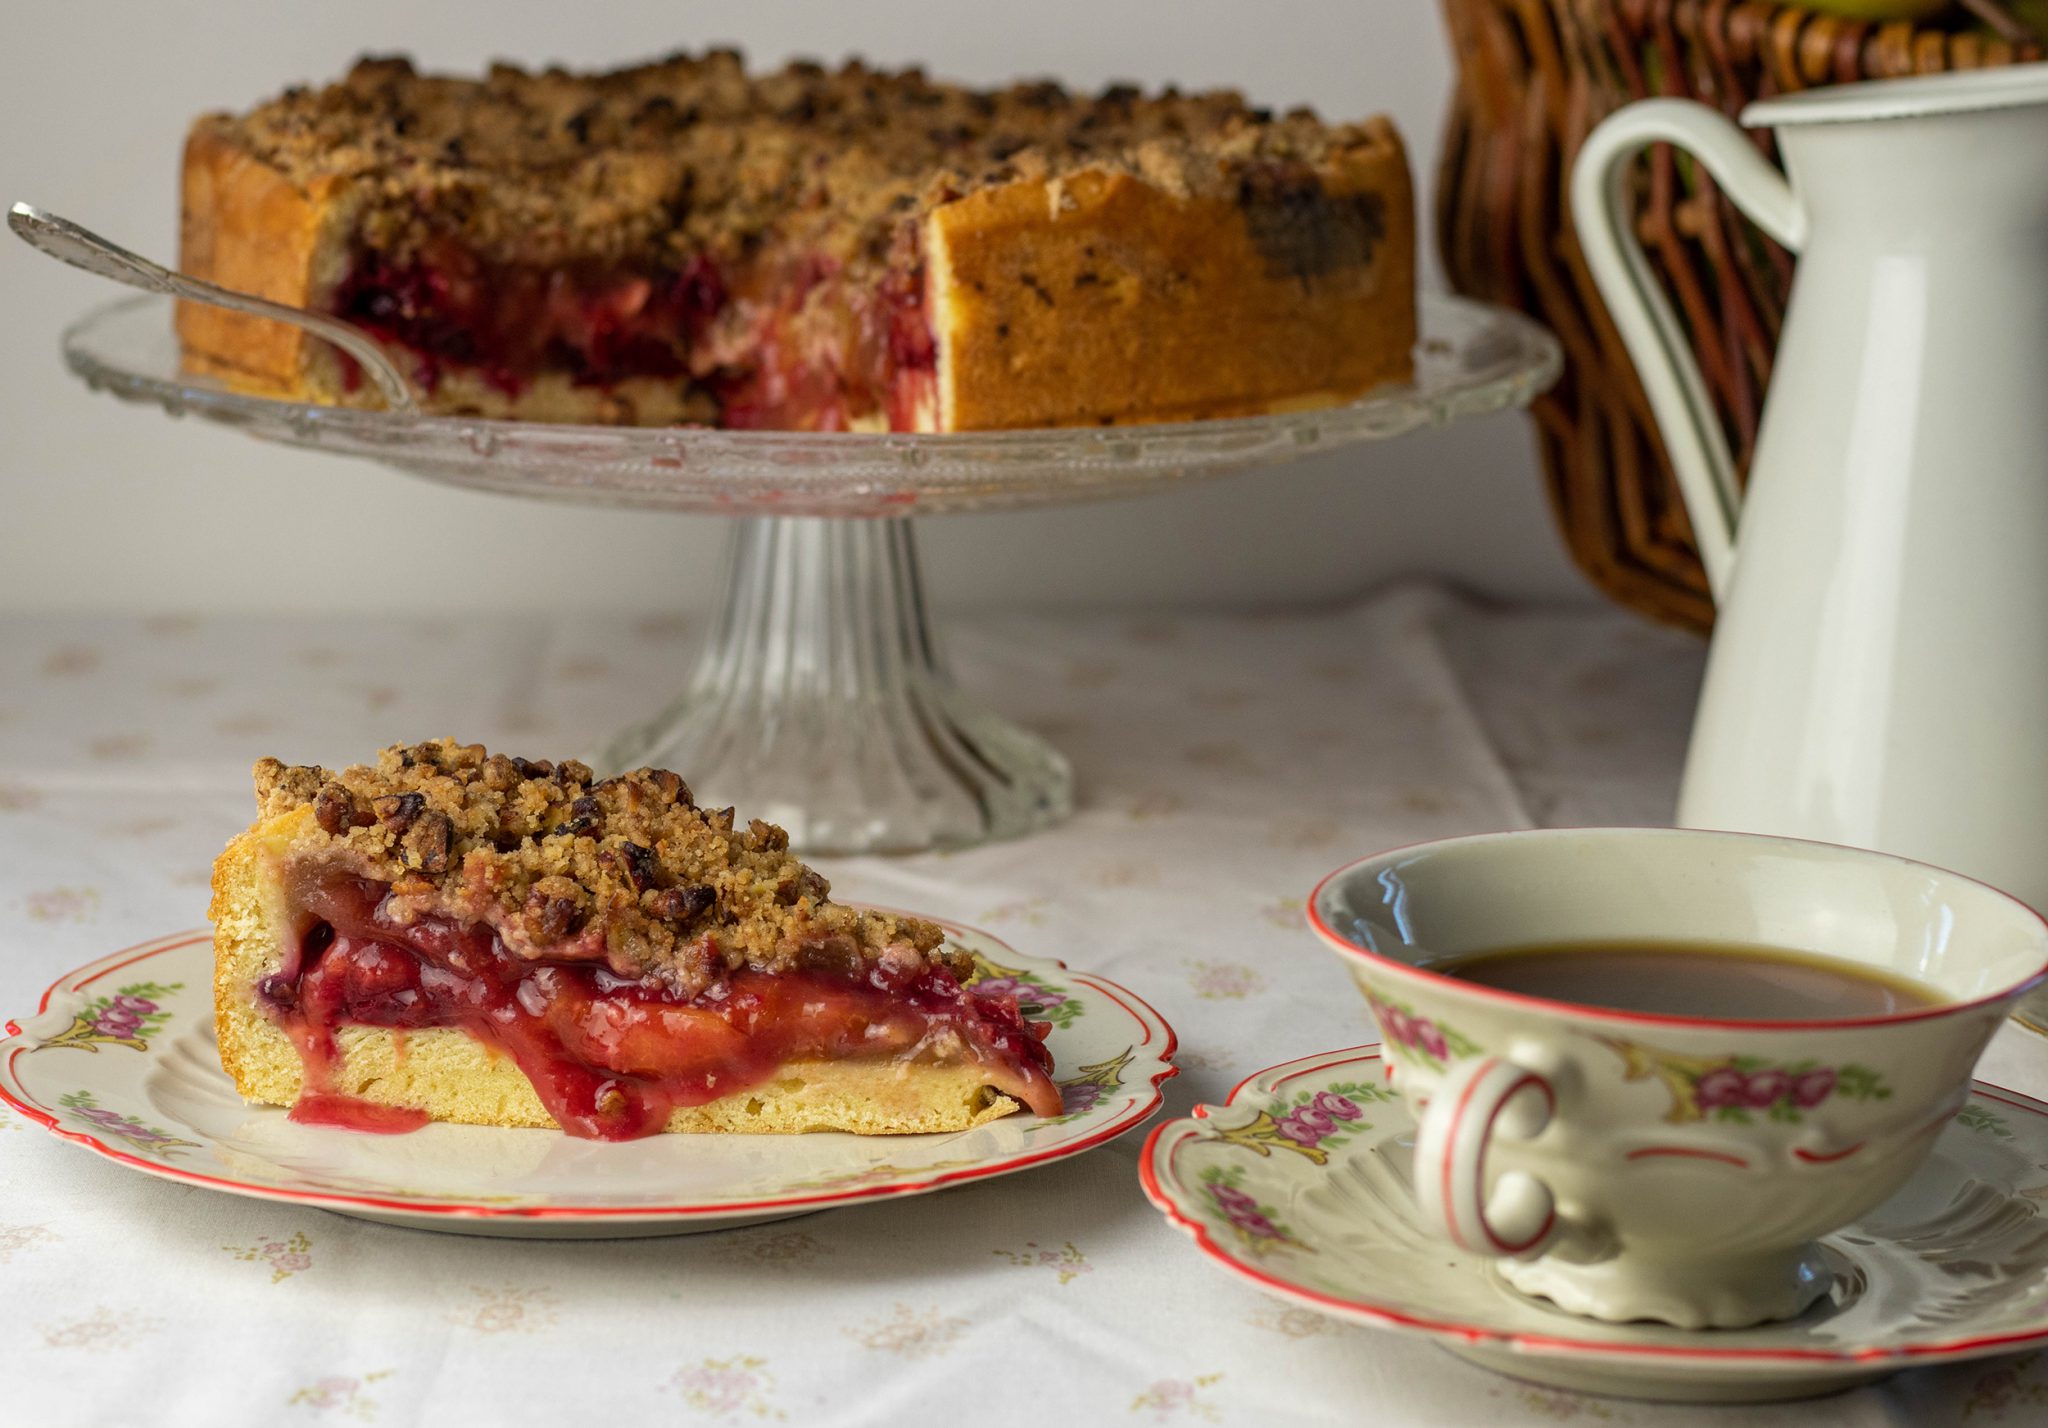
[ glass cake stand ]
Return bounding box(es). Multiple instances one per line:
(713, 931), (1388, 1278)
(61, 293), (1560, 853)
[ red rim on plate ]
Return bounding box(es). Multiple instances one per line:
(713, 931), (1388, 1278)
(4, 920), (1177, 1223)
(1141, 1044), (2048, 1366)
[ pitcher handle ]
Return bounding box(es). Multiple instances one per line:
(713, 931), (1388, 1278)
(1569, 100), (1808, 603)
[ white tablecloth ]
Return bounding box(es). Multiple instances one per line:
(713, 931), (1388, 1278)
(5, 583), (2044, 1427)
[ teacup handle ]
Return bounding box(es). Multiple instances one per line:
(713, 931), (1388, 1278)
(1413, 1056), (1560, 1259)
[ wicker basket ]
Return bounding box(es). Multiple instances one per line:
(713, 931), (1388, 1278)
(1439, 0), (2041, 632)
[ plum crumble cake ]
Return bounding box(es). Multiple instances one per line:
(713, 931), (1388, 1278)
(178, 50), (1416, 430)
(209, 739), (1059, 1139)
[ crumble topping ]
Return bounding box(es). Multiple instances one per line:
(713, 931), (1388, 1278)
(252, 737), (953, 998)
(199, 50), (1396, 271)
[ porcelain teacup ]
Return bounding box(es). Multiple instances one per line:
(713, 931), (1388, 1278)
(1308, 828), (2048, 1330)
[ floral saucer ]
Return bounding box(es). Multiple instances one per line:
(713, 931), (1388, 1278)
(1140, 1045), (2048, 1403)
(0, 915), (1175, 1238)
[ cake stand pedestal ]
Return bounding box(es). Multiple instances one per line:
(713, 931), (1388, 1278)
(62, 293), (1560, 853)
(601, 517), (1067, 852)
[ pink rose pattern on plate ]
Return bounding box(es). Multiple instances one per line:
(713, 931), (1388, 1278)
(1197, 1165), (1309, 1255)
(1206, 1082), (1393, 1165)
(55, 1090), (199, 1158)
(1268, 1085), (1386, 1151)
(964, 956), (1083, 1029)
(37, 981), (180, 1054)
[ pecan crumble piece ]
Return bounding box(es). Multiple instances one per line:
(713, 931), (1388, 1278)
(248, 737), (959, 997)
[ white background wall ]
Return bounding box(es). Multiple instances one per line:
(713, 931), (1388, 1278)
(0, 1), (1591, 616)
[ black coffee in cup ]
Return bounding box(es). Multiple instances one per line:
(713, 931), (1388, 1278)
(1431, 939), (1941, 1020)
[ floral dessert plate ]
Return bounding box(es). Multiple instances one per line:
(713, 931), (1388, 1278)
(1140, 1045), (2048, 1404)
(0, 915), (1175, 1238)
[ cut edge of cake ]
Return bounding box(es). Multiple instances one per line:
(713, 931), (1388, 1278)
(925, 121), (1413, 431)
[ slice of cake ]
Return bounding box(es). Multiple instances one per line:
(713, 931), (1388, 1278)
(209, 739), (1059, 1139)
(177, 50), (1416, 430)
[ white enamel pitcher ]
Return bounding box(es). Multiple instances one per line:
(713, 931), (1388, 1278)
(1571, 65), (2048, 917)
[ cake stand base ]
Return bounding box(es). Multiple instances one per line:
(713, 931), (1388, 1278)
(594, 516), (1073, 855)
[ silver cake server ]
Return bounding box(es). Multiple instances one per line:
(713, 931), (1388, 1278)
(8, 200), (418, 414)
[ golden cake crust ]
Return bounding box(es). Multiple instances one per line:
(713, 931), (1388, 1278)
(177, 52), (1416, 428)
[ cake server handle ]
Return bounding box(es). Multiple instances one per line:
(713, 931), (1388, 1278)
(8, 200), (418, 415)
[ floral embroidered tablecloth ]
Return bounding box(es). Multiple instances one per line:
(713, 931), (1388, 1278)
(4, 584), (2044, 1427)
